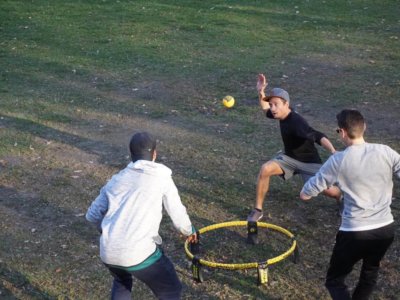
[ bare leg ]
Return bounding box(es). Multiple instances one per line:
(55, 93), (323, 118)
(247, 161), (284, 223)
(255, 161), (284, 210)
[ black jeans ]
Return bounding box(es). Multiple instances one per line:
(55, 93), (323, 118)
(107, 253), (182, 300)
(325, 223), (394, 300)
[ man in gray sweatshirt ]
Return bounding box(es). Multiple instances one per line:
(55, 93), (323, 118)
(86, 132), (197, 300)
(300, 109), (400, 300)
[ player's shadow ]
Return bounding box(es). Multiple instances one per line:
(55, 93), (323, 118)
(0, 114), (127, 168)
(0, 259), (55, 299)
(0, 185), (98, 243)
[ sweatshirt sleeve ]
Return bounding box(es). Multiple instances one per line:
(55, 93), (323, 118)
(301, 153), (341, 197)
(86, 186), (109, 230)
(162, 177), (194, 236)
(388, 146), (400, 179)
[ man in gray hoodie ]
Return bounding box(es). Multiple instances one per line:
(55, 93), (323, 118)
(300, 109), (400, 300)
(86, 132), (197, 300)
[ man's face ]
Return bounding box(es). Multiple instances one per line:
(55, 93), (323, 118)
(269, 97), (290, 119)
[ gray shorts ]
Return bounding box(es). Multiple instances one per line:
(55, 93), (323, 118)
(272, 152), (321, 182)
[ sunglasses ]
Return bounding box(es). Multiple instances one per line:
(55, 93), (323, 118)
(336, 128), (342, 133)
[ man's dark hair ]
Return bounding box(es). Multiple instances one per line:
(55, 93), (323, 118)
(336, 109), (365, 139)
(129, 132), (156, 162)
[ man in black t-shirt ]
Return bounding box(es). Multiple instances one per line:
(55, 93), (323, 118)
(247, 74), (341, 222)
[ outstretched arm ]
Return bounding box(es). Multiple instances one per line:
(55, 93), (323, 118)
(257, 74), (270, 112)
(300, 154), (339, 201)
(300, 192), (312, 201)
(163, 177), (195, 237)
(320, 136), (336, 154)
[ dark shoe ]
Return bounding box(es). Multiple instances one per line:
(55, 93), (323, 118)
(247, 209), (263, 222)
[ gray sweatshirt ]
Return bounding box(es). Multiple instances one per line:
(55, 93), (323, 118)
(86, 160), (193, 266)
(301, 142), (400, 231)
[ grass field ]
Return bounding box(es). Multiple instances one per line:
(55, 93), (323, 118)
(1, 0), (399, 299)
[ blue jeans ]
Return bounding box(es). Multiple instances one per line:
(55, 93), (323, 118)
(325, 223), (394, 300)
(107, 253), (182, 300)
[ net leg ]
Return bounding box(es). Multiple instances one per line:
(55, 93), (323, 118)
(292, 242), (300, 264)
(246, 221), (259, 245)
(257, 263), (269, 286)
(191, 256), (204, 283)
(190, 232), (201, 255)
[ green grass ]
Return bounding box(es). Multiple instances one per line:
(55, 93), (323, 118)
(1, 0), (399, 299)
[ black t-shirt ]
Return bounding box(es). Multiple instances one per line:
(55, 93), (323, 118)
(266, 110), (326, 163)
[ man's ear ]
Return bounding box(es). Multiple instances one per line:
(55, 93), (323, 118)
(284, 99), (290, 107)
(152, 149), (157, 162)
(341, 128), (349, 140)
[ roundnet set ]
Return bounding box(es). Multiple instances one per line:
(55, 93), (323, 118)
(184, 220), (298, 285)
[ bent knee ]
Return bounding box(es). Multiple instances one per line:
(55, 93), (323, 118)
(259, 162), (282, 178)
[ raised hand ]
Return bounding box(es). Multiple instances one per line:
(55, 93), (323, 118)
(257, 73), (268, 93)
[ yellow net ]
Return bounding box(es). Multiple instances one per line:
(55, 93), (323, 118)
(184, 221), (297, 270)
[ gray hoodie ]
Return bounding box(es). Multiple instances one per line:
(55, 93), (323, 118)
(86, 160), (193, 266)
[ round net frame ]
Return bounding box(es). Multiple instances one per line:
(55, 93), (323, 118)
(184, 220), (297, 270)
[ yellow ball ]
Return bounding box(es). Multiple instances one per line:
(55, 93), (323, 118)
(222, 95), (235, 108)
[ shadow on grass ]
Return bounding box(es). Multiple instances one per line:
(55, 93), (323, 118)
(0, 185), (97, 244)
(0, 113), (257, 220)
(0, 264), (54, 300)
(1, 111), (249, 227)
(0, 114), (127, 168)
